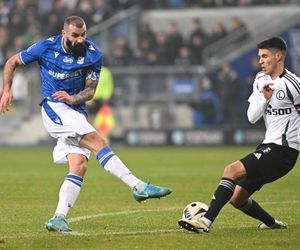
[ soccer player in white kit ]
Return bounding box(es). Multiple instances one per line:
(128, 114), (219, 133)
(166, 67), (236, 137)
(179, 36), (299, 233)
(0, 16), (171, 232)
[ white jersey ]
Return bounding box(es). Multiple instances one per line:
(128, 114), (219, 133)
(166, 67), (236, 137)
(247, 69), (300, 151)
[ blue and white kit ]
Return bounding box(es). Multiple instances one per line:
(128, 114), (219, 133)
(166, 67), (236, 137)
(19, 34), (102, 163)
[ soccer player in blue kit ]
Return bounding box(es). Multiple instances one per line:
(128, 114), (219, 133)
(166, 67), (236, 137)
(0, 16), (172, 232)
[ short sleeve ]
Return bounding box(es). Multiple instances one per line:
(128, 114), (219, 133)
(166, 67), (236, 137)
(19, 40), (48, 65)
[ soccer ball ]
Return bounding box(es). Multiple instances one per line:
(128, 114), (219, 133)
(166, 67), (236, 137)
(182, 201), (208, 220)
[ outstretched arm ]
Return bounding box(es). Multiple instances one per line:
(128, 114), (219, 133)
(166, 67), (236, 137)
(0, 54), (23, 114)
(52, 70), (99, 105)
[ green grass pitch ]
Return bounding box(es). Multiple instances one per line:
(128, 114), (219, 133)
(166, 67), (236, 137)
(0, 146), (299, 249)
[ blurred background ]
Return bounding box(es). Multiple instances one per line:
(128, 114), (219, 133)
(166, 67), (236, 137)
(0, 0), (299, 147)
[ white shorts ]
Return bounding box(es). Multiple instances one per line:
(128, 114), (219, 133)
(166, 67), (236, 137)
(41, 101), (95, 164)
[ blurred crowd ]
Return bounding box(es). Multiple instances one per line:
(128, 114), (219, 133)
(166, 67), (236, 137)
(0, 0), (296, 68)
(139, 0), (296, 9)
(108, 16), (249, 66)
(0, 0), (294, 128)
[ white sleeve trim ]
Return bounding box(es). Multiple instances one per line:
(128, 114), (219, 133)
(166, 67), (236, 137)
(18, 52), (26, 65)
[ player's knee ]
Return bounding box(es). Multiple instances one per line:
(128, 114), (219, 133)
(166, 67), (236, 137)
(81, 131), (107, 153)
(223, 163), (237, 179)
(223, 161), (245, 181)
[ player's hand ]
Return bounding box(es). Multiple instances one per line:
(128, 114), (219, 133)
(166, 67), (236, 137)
(52, 91), (75, 104)
(0, 89), (13, 114)
(261, 83), (274, 100)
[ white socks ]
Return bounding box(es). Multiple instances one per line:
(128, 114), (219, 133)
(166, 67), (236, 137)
(96, 146), (143, 190)
(54, 173), (83, 217)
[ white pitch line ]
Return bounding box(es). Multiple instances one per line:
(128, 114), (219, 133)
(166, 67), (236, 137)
(64, 229), (181, 237)
(69, 207), (181, 223)
(69, 200), (299, 223)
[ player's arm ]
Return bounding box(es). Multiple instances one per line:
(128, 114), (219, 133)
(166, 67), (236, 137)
(247, 80), (272, 124)
(52, 69), (99, 105)
(0, 54), (23, 114)
(72, 75), (99, 104)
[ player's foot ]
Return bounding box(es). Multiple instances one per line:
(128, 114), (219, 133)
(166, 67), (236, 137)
(45, 215), (72, 232)
(258, 219), (287, 229)
(178, 218), (209, 233)
(133, 182), (172, 202)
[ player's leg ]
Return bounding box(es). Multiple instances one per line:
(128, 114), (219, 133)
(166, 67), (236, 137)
(230, 185), (284, 228)
(178, 160), (246, 232)
(230, 143), (298, 230)
(79, 131), (172, 202)
(46, 153), (87, 232)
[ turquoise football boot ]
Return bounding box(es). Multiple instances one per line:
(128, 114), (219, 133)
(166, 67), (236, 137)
(133, 182), (172, 202)
(45, 215), (72, 232)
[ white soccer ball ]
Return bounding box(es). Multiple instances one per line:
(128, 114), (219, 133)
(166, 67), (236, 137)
(182, 201), (208, 220)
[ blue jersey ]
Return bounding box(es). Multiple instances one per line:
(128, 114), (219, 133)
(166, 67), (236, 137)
(19, 34), (102, 113)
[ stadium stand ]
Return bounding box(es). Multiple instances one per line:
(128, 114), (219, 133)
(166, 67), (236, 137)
(0, 0), (299, 145)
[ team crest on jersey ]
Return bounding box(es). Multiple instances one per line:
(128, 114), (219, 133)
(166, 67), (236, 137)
(63, 56), (73, 63)
(276, 90), (285, 100)
(77, 57), (85, 64)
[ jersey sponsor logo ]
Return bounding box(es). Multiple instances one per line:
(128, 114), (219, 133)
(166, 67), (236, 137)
(253, 152), (262, 159)
(265, 104), (292, 116)
(276, 90), (285, 100)
(63, 56), (73, 63)
(86, 70), (98, 81)
(54, 52), (59, 58)
(48, 69), (83, 80)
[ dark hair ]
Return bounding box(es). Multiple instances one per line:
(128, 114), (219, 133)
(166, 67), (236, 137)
(64, 16), (85, 29)
(257, 36), (287, 51)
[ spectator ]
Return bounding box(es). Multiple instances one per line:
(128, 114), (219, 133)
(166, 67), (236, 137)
(215, 63), (240, 125)
(75, 0), (94, 28)
(209, 21), (227, 43)
(130, 47), (147, 66)
(92, 0), (113, 25)
(114, 36), (132, 61)
(192, 78), (223, 127)
(189, 34), (205, 65)
(138, 23), (156, 50)
(188, 18), (209, 47)
(154, 31), (172, 65)
(229, 16), (250, 43)
(109, 46), (129, 66)
(42, 12), (62, 37)
(0, 0), (9, 26)
(174, 46), (194, 66)
(167, 21), (184, 63)
(146, 51), (158, 66)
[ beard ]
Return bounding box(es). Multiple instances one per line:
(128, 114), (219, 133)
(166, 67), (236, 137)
(66, 38), (87, 57)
